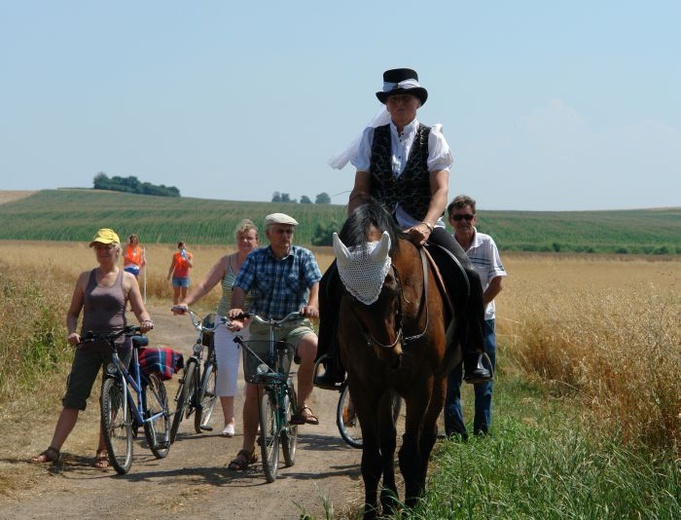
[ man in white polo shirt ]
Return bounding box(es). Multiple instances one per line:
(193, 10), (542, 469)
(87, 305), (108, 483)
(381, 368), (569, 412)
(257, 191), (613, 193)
(445, 195), (507, 438)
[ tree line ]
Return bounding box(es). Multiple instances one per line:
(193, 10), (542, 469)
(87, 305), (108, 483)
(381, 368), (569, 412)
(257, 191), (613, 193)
(93, 173), (180, 197)
(271, 192), (331, 204)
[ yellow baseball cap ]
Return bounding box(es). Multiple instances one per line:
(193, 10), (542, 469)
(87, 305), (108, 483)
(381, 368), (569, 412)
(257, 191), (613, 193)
(89, 228), (120, 247)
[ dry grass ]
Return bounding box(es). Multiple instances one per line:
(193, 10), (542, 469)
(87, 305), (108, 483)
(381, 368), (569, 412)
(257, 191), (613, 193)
(1, 242), (679, 459)
(497, 254), (681, 455)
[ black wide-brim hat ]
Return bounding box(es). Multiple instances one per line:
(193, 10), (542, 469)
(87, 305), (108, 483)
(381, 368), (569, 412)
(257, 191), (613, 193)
(375, 68), (428, 106)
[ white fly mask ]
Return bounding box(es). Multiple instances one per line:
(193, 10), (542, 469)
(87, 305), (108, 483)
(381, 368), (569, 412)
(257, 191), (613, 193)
(333, 231), (392, 305)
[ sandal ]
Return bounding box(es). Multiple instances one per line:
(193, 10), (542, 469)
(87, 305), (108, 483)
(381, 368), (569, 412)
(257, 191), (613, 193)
(29, 446), (60, 464)
(291, 405), (319, 425)
(228, 448), (257, 471)
(94, 449), (110, 469)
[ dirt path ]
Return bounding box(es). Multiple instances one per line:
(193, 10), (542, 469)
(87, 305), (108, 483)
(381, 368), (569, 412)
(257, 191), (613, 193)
(4, 305), (366, 519)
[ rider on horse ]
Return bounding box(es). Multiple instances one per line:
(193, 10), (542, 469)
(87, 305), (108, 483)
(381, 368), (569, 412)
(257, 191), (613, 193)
(315, 67), (492, 389)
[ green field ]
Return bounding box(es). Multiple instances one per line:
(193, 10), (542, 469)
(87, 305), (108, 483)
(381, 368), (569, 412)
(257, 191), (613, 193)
(1, 189), (679, 254)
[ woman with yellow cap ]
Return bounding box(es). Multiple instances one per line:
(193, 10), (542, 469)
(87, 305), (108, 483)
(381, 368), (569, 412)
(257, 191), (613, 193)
(30, 228), (154, 469)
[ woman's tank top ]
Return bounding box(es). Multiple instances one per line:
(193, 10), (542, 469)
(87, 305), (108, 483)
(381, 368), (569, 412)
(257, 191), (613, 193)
(82, 269), (127, 351)
(216, 256), (251, 317)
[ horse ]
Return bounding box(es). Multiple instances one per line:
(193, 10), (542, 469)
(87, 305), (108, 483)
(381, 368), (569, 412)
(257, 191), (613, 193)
(332, 202), (457, 519)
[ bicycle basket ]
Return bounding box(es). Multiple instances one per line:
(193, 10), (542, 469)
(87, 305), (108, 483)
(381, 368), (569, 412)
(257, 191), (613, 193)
(201, 313), (216, 347)
(241, 340), (295, 384)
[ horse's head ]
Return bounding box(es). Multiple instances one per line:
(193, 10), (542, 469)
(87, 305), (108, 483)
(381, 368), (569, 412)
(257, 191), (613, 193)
(334, 203), (406, 369)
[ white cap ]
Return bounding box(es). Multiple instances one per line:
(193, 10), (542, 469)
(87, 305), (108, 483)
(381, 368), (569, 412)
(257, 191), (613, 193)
(264, 213), (299, 227)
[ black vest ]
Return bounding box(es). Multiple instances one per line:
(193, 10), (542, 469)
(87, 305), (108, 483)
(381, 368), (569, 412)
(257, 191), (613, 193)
(369, 123), (433, 222)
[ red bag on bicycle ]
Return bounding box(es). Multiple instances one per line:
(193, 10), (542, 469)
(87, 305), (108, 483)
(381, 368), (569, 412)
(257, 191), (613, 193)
(138, 346), (184, 380)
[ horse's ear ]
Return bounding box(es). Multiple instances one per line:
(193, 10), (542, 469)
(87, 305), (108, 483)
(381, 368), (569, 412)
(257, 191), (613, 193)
(333, 233), (352, 266)
(369, 231), (391, 262)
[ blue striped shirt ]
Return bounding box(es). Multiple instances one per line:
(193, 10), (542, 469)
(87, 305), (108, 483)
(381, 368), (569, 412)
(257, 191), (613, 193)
(233, 245), (322, 320)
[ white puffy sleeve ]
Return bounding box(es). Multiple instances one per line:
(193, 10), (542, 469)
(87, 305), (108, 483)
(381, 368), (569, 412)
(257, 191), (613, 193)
(349, 126), (376, 172)
(427, 123), (454, 172)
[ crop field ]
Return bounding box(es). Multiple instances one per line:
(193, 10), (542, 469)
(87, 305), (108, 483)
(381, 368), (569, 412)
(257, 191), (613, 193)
(1, 189), (679, 254)
(2, 239), (679, 454)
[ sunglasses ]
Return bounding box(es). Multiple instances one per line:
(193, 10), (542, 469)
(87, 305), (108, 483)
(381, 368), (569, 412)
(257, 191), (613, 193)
(450, 214), (475, 222)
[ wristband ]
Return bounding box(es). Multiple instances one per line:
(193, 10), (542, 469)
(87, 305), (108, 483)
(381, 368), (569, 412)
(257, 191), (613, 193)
(421, 221), (434, 232)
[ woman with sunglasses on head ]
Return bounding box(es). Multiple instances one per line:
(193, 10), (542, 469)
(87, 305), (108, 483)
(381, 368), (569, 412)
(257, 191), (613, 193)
(30, 228), (153, 469)
(316, 68), (491, 389)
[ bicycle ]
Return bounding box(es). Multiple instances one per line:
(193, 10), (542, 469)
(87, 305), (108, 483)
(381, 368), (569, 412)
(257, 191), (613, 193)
(169, 308), (219, 443)
(82, 326), (171, 475)
(336, 382), (402, 449)
(231, 311), (301, 483)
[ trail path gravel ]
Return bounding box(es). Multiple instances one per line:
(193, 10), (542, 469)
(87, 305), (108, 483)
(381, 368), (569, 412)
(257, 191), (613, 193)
(4, 305), (365, 520)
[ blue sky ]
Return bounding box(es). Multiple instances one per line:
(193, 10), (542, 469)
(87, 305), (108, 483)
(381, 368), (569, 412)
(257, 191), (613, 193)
(1, 1), (679, 211)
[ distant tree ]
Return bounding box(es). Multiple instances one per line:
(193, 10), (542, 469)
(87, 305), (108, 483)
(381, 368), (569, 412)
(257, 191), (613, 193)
(315, 192), (331, 205)
(272, 192), (282, 202)
(92, 173), (180, 197)
(311, 220), (341, 246)
(93, 172), (109, 189)
(281, 193), (292, 203)
(300, 195), (312, 204)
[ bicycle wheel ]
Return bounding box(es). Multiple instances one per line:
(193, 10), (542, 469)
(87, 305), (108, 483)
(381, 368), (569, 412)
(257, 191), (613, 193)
(143, 373), (171, 459)
(337, 383), (363, 449)
(170, 359), (197, 443)
(281, 380), (298, 467)
(258, 390), (280, 483)
(101, 376), (133, 474)
(194, 361), (217, 433)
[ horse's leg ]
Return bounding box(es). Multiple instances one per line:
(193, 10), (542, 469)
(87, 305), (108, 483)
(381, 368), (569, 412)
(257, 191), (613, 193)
(418, 376), (446, 488)
(398, 387), (430, 508)
(351, 384), (383, 520)
(378, 390), (399, 515)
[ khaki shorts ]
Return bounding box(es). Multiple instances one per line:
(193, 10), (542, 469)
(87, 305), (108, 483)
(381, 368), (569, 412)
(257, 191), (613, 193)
(248, 317), (315, 352)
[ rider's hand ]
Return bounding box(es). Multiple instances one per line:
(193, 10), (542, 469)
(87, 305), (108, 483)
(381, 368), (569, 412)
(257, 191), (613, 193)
(171, 304), (188, 315)
(66, 332), (81, 346)
(301, 305), (319, 319)
(406, 223), (431, 247)
(227, 308), (245, 331)
(140, 319), (154, 333)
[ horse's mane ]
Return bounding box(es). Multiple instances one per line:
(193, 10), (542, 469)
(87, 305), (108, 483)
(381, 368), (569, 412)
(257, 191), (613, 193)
(339, 201), (403, 253)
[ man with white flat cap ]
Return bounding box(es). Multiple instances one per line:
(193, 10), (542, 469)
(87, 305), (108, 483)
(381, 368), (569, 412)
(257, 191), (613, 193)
(226, 212), (322, 471)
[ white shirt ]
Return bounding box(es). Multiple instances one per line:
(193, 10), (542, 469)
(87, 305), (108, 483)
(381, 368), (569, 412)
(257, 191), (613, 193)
(351, 118), (454, 229)
(462, 228), (507, 320)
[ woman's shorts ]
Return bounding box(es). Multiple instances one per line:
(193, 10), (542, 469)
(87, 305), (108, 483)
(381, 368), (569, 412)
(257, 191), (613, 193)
(172, 276), (190, 288)
(124, 265), (140, 277)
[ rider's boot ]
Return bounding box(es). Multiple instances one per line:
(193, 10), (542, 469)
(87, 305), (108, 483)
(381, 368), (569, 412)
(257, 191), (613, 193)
(314, 355), (345, 390)
(461, 289), (492, 384)
(463, 352), (492, 384)
(314, 262), (345, 390)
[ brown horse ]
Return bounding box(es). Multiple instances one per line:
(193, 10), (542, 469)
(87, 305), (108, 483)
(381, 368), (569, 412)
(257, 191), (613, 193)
(332, 202), (457, 519)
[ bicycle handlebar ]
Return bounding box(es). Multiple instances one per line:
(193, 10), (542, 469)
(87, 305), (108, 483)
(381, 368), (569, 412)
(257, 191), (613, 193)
(172, 307), (224, 333)
(241, 311), (303, 327)
(80, 325), (143, 345)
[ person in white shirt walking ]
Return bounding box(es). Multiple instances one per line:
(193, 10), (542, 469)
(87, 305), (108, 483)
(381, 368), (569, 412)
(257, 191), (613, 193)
(445, 195), (507, 438)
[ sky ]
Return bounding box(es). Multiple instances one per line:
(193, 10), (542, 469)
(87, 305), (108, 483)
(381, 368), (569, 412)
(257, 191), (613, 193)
(1, 1), (680, 211)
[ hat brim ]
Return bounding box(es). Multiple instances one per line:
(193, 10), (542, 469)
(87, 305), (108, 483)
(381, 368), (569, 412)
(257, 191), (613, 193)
(89, 239), (118, 247)
(376, 87), (428, 106)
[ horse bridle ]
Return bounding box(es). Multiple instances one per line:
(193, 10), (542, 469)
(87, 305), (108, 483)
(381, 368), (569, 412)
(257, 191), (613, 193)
(352, 248), (430, 350)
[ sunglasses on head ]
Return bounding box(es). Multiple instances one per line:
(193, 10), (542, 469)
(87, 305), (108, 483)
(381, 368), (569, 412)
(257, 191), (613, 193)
(450, 213), (475, 222)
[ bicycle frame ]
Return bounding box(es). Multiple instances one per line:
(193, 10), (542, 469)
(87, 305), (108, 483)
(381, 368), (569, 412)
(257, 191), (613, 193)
(230, 311), (301, 483)
(170, 309), (220, 440)
(104, 344), (166, 430)
(83, 326), (171, 474)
